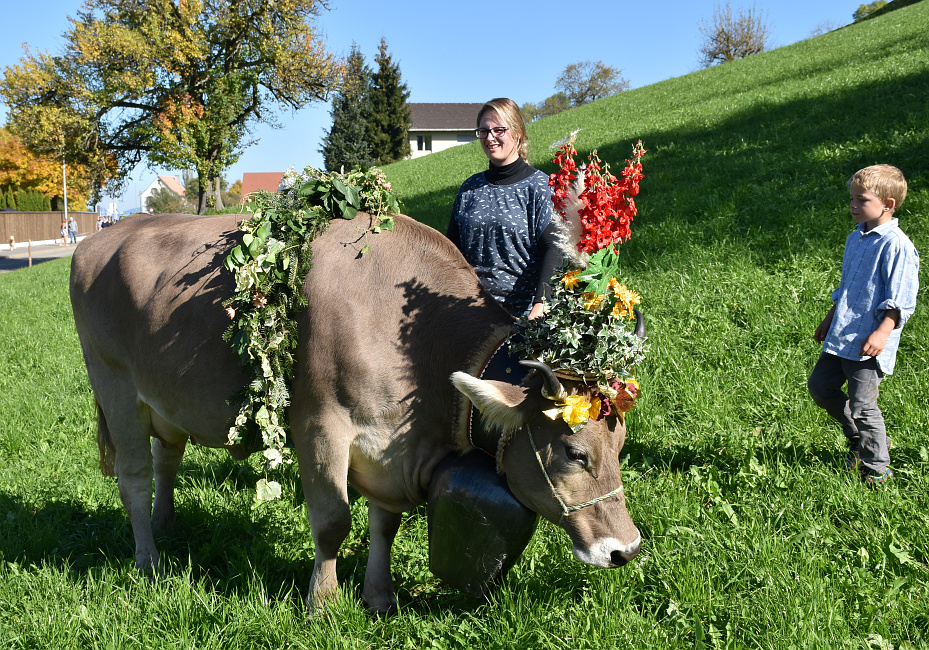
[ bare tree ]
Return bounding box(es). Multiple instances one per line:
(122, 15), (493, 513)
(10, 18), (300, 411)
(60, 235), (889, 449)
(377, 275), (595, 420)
(698, 2), (772, 68)
(555, 61), (630, 108)
(809, 20), (842, 37)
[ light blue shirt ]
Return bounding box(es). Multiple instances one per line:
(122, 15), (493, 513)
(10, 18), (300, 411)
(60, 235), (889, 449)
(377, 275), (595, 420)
(823, 218), (919, 374)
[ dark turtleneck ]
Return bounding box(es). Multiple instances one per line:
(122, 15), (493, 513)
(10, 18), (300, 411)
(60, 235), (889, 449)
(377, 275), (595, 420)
(485, 156), (537, 186)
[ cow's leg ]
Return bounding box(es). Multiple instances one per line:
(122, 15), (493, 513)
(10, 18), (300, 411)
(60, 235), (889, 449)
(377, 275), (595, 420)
(151, 437), (186, 533)
(96, 382), (160, 573)
(290, 417), (353, 613)
(112, 421), (160, 573)
(363, 504), (401, 615)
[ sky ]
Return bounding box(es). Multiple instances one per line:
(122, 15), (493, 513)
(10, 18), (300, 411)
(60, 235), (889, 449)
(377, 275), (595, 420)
(1, 0), (861, 212)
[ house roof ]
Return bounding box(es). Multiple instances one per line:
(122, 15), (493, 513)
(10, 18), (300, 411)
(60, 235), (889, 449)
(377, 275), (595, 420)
(158, 175), (186, 197)
(241, 172), (285, 197)
(408, 103), (484, 132)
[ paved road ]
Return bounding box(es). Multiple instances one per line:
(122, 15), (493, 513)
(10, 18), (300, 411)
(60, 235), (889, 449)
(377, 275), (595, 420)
(0, 240), (81, 273)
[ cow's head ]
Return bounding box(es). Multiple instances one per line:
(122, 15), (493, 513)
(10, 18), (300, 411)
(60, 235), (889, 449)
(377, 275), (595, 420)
(451, 361), (640, 568)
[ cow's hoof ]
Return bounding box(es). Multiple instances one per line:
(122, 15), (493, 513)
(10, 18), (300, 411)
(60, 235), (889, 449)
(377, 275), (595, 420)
(365, 599), (398, 618)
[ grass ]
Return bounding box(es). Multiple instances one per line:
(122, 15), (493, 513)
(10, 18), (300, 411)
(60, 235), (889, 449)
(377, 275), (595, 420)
(2, 3), (929, 647)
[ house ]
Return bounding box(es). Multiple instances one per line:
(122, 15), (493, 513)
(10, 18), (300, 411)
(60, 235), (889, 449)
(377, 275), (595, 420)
(407, 103), (483, 159)
(241, 172), (286, 198)
(139, 175), (185, 211)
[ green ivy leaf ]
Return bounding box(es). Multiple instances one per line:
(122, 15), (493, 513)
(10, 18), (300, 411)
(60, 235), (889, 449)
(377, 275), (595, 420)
(256, 479), (282, 501)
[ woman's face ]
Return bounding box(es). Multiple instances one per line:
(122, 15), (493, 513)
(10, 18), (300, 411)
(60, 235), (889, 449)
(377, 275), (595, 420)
(478, 109), (520, 166)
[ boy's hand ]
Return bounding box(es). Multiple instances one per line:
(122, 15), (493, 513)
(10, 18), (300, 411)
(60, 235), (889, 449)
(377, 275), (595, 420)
(860, 310), (900, 357)
(814, 306), (836, 343)
(861, 330), (890, 357)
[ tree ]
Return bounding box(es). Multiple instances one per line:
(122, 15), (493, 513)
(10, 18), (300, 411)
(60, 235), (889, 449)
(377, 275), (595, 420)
(145, 186), (189, 214)
(555, 61), (629, 109)
(320, 44), (376, 172)
(853, 1), (889, 21)
(522, 92), (571, 122)
(0, 0), (340, 214)
(366, 39), (412, 165)
(698, 2), (772, 68)
(0, 126), (90, 210)
(809, 20), (842, 37)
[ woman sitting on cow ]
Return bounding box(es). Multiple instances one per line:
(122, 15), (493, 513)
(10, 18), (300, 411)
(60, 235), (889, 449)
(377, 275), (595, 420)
(446, 98), (562, 319)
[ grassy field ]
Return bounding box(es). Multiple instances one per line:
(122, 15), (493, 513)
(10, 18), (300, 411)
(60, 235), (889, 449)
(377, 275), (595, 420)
(2, 3), (929, 648)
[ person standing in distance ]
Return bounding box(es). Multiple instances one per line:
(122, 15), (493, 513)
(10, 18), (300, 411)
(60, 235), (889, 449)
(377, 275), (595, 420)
(446, 98), (562, 319)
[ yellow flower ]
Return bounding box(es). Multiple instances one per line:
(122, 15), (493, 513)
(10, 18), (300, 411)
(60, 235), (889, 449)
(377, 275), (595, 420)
(582, 291), (604, 311)
(562, 269), (581, 290)
(609, 283), (641, 320)
(560, 395), (599, 427)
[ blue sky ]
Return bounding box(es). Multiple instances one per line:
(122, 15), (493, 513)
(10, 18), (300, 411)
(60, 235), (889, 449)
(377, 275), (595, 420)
(2, 0), (861, 211)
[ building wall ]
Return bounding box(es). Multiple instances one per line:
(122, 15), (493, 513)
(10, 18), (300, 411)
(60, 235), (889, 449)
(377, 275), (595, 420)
(139, 176), (184, 211)
(408, 131), (478, 159)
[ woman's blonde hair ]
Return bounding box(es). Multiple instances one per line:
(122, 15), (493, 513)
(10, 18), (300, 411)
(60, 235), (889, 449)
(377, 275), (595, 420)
(848, 164), (908, 208)
(477, 98), (529, 162)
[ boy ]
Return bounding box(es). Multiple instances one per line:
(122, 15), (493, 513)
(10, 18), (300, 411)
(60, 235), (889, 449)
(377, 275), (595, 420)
(808, 164), (919, 487)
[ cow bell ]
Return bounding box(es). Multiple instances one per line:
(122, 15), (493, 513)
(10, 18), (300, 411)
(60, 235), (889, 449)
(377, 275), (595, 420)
(427, 452), (538, 597)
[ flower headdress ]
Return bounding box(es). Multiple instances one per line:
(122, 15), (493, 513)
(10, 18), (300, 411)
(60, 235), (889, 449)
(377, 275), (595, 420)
(511, 135), (647, 429)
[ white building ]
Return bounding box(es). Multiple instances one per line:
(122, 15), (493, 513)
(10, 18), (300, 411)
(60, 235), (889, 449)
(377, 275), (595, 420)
(407, 103), (483, 159)
(138, 175), (186, 212)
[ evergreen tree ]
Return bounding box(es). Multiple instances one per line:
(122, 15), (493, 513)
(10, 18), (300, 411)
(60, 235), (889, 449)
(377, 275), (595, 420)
(6, 187), (16, 210)
(320, 44), (375, 172)
(366, 38), (412, 165)
(0, 188), (6, 209)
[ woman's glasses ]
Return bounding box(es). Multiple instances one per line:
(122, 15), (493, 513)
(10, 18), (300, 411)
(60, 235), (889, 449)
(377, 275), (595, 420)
(475, 126), (509, 139)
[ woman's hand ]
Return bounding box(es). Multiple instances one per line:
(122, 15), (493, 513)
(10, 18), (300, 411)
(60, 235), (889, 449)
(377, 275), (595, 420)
(528, 302), (545, 320)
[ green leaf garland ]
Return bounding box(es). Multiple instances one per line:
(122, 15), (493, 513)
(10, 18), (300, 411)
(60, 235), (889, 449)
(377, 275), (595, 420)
(222, 166), (401, 497)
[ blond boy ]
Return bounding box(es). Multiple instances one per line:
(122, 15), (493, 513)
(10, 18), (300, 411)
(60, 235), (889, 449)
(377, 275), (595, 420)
(808, 165), (919, 486)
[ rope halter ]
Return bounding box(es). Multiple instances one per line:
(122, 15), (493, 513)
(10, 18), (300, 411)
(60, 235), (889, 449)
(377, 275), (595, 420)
(524, 424), (624, 524)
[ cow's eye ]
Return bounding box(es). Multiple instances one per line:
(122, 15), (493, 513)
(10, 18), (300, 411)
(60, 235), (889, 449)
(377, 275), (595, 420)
(566, 446), (589, 468)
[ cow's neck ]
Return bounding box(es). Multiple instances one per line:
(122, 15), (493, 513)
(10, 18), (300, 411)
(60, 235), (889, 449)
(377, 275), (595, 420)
(462, 335), (530, 465)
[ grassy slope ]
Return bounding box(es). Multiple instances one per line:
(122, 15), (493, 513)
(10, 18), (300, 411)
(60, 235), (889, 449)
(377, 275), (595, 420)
(1, 3), (928, 648)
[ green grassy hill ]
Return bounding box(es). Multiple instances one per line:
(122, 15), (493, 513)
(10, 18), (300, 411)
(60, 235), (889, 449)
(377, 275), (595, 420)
(1, 3), (927, 647)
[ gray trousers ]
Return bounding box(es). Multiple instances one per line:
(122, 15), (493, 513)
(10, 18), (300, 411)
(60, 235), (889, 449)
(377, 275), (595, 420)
(808, 351), (889, 473)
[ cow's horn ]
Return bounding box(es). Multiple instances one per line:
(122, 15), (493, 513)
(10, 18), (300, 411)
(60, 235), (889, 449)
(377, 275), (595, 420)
(519, 360), (567, 401)
(633, 308), (646, 339)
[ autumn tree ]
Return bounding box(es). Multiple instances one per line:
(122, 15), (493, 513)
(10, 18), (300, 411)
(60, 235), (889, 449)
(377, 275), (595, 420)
(698, 2), (772, 67)
(521, 92), (571, 123)
(366, 39), (411, 165)
(0, 0), (340, 214)
(0, 126), (91, 210)
(555, 61), (629, 108)
(320, 44), (375, 172)
(853, 1), (889, 21)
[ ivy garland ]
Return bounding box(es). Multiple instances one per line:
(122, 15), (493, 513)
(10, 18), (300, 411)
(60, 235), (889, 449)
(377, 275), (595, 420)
(222, 165), (401, 500)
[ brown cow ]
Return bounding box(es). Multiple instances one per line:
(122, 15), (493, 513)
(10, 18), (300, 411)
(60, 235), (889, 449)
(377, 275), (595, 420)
(69, 212), (640, 614)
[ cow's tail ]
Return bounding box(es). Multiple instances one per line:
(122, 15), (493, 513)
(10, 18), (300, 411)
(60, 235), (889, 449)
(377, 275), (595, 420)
(96, 402), (117, 477)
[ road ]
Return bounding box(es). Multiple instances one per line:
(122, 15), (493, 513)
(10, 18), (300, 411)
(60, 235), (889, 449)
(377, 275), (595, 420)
(0, 239), (81, 273)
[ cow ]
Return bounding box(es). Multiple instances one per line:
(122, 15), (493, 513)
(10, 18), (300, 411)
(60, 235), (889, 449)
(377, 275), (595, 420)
(69, 211), (642, 615)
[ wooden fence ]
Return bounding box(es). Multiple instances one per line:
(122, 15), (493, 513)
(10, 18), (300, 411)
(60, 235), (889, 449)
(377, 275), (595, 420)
(0, 211), (99, 245)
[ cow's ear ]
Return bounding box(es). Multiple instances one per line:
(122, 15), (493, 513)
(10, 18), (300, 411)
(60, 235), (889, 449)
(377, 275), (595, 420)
(451, 372), (527, 434)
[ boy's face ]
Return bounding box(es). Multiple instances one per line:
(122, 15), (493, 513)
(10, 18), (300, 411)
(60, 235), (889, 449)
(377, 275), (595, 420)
(849, 182), (893, 231)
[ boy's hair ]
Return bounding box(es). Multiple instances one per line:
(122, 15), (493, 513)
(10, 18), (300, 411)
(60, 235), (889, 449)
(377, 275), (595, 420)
(848, 164), (908, 208)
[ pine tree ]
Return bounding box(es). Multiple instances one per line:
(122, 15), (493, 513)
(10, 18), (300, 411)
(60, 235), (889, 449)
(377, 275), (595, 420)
(6, 187), (16, 210)
(320, 44), (375, 172)
(366, 38), (412, 165)
(0, 188), (6, 209)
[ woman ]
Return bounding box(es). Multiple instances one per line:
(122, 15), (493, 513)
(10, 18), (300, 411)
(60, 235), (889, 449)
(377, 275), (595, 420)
(446, 98), (561, 319)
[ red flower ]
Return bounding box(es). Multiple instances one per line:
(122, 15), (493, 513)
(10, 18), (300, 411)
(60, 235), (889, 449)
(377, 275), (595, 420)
(550, 140), (645, 254)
